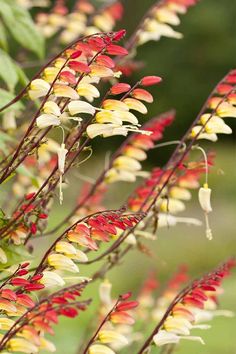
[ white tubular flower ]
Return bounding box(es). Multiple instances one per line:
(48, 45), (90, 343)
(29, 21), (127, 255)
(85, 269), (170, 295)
(216, 101), (236, 118)
(28, 79), (50, 100)
(99, 279), (112, 307)
(2, 111), (17, 130)
(98, 331), (128, 345)
(191, 126), (218, 142)
(89, 344), (115, 354)
(153, 330), (180, 346)
(40, 271), (65, 288)
(87, 123), (128, 139)
(153, 330), (205, 347)
(113, 156), (142, 172)
(57, 143), (68, 205)
(77, 83), (100, 99)
(36, 114), (60, 129)
(57, 143), (68, 174)
(68, 100), (96, 116)
(95, 111), (123, 125)
(204, 117), (232, 135)
(158, 213), (202, 228)
(198, 184), (212, 213)
(48, 253), (79, 273)
(105, 168), (136, 183)
(159, 198), (186, 214)
(43, 101), (61, 116)
(0, 247), (7, 264)
(169, 186), (192, 200)
(155, 7), (180, 25)
(198, 184), (213, 240)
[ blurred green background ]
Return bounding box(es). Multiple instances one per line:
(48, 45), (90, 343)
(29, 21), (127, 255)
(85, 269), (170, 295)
(40, 1), (236, 353)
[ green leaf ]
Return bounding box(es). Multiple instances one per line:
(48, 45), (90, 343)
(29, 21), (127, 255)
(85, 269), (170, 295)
(0, 243), (32, 270)
(0, 21), (8, 51)
(0, 0), (45, 58)
(0, 88), (24, 112)
(15, 64), (29, 87)
(0, 49), (19, 91)
(16, 165), (40, 188)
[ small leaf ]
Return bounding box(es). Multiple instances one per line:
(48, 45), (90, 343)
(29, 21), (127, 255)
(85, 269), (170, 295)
(0, 21), (8, 51)
(0, 49), (19, 91)
(0, 243), (32, 270)
(0, 88), (24, 112)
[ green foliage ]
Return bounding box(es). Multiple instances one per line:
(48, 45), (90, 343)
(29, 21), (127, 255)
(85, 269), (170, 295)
(0, 0), (45, 59)
(0, 88), (24, 111)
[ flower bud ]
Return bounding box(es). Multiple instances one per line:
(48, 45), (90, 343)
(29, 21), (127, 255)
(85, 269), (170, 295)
(198, 185), (212, 213)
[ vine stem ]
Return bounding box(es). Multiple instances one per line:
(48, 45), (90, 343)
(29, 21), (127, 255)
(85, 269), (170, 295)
(82, 298), (120, 354)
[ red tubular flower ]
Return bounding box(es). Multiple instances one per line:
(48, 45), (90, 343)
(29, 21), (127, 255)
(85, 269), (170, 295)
(110, 83), (131, 95)
(141, 76), (162, 86)
(106, 44), (128, 56)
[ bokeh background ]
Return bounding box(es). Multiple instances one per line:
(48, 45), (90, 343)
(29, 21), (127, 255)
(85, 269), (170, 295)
(46, 1), (236, 353)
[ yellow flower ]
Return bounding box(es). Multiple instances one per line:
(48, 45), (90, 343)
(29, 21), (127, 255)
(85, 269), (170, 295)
(155, 7), (180, 25)
(113, 156), (142, 172)
(77, 83), (100, 100)
(36, 114), (60, 129)
(53, 84), (79, 99)
(198, 185), (212, 213)
(123, 98), (147, 114)
(48, 253), (79, 273)
(39, 337), (56, 352)
(28, 79), (50, 100)
(216, 102), (236, 118)
(98, 331), (128, 345)
(89, 344), (115, 354)
(191, 126), (218, 142)
(8, 338), (38, 353)
(43, 101), (61, 116)
(40, 270), (65, 288)
(0, 318), (15, 330)
(0, 247), (7, 264)
(68, 100), (96, 116)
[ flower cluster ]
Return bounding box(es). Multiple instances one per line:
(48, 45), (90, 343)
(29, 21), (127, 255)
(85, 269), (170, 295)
(151, 259), (236, 348)
(36, 0), (124, 44)
(84, 286), (138, 354)
(0, 281), (90, 353)
(136, 0), (199, 45)
(105, 109), (174, 183)
(37, 210), (144, 286)
(191, 70), (236, 142)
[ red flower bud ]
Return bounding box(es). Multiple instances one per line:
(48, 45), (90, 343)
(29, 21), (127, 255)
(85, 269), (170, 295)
(70, 50), (82, 59)
(30, 223), (37, 235)
(120, 292), (132, 300)
(10, 278), (30, 286)
(21, 262), (30, 268)
(24, 283), (45, 291)
(106, 44), (128, 56)
(116, 301), (139, 311)
(110, 83), (131, 95)
(1, 289), (17, 301)
(16, 269), (28, 276)
(38, 213), (48, 219)
(141, 76), (162, 86)
(113, 29), (126, 41)
(25, 192), (35, 200)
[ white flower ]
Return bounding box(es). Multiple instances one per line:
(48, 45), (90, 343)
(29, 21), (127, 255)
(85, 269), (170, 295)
(57, 143), (68, 174)
(198, 185), (212, 213)
(68, 100), (96, 116)
(36, 114), (60, 129)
